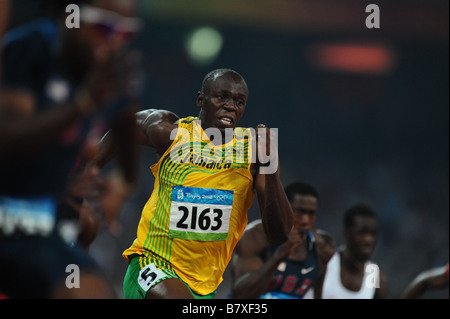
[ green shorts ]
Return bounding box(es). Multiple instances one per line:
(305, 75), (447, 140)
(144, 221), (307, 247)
(123, 253), (216, 299)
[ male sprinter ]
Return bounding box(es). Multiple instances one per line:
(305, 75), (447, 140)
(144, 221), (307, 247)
(89, 68), (294, 298)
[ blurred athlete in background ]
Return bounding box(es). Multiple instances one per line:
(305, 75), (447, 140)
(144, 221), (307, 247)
(0, 0), (142, 298)
(230, 181), (335, 299)
(321, 203), (388, 299)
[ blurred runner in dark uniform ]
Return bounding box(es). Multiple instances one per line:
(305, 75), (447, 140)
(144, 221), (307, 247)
(230, 181), (335, 299)
(0, 0), (142, 298)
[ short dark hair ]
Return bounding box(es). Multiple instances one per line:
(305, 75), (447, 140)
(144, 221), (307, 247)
(343, 203), (377, 230)
(284, 181), (319, 203)
(201, 68), (246, 94)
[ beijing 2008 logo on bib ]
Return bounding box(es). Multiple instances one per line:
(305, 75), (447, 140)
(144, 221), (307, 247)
(169, 186), (233, 241)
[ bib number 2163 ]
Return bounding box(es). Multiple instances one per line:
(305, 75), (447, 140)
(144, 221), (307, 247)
(169, 186), (233, 241)
(176, 206), (223, 231)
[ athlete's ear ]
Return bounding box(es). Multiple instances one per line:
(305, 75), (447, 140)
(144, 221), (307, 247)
(196, 91), (204, 108)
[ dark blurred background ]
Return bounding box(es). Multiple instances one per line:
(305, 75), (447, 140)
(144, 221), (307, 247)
(4, 0), (448, 298)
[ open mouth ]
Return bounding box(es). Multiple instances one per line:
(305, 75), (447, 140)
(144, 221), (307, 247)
(218, 116), (234, 126)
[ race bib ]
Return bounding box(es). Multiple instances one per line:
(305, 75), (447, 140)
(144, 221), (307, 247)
(169, 186), (233, 241)
(138, 263), (167, 292)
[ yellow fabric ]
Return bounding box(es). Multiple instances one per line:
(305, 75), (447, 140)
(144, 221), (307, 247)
(123, 117), (255, 295)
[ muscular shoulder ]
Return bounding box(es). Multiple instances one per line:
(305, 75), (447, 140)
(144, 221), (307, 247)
(136, 109), (179, 126)
(136, 109), (179, 154)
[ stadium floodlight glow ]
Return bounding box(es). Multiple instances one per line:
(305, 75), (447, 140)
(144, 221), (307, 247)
(185, 27), (223, 66)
